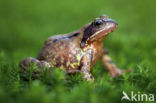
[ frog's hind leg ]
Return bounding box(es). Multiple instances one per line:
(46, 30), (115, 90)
(19, 57), (50, 74)
(101, 51), (130, 78)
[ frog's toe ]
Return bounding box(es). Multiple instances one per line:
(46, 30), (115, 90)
(110, 68), (131, 78)
(82, 72), (94, 82)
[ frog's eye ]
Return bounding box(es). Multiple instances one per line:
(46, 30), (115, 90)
(94, 20), (103, 26)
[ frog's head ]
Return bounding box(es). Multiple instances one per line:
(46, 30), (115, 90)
(81, 15), (118, 47)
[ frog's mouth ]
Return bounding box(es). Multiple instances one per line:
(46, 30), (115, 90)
(88, 19), (118, 43)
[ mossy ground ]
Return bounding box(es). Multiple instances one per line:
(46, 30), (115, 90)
(0, 0), (156, 103)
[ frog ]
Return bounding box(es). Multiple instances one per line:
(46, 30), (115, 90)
(19, 14), (130, 81)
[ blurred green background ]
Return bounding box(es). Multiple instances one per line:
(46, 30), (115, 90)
(0, 0), (156, 103)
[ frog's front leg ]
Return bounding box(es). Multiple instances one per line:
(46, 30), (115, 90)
(80, 53), (94, 81)
(66, 54), (94, 81)
(101, 50), (129, 78)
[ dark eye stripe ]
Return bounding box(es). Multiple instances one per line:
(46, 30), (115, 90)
(81, 25), (96, 47)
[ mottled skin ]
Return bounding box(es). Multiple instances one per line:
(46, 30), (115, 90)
(19, 15), (129, 81)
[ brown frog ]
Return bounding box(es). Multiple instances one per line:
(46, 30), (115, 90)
(19, 15), (129, 81)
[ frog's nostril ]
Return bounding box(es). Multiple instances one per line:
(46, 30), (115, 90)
(113, 21), (118, 25)
(100, 15), (108, 19)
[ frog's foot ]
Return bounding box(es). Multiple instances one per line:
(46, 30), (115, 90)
(66, 69), (94, 81)
(108, 67), (127, 78)
(82, 71), (94, 81)
(111, 68), (131, 78)
(102, 55), (130, 78)
(19, 57), (50, 73)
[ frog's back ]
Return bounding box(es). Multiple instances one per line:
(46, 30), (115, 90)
(37, 33), (83, 70)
